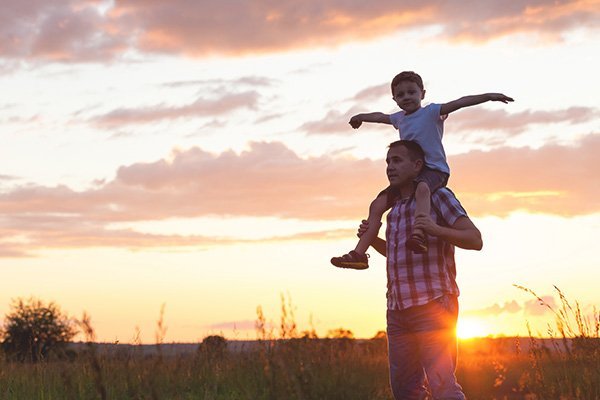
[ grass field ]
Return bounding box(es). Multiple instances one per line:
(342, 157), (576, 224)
(0, 288), (597, 399)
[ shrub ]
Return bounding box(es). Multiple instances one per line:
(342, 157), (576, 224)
(1, 297), (77, 362)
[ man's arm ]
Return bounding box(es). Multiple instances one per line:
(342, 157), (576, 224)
(349, 112), (392, 129)
(413, 214), (483, 250)
(440, 93), (513, 116)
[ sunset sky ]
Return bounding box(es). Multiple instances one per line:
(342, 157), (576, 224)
(1, 0), (599, 342)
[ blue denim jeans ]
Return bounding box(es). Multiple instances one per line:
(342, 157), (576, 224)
(387, 295), (465, 400)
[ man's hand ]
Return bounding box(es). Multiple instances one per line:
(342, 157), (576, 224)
(413, 213), (442, 236)
(487, 93), (514, 103)
(349, 115), (363, 129)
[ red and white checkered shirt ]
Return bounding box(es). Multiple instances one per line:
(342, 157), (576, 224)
(385, 188), (467, 310)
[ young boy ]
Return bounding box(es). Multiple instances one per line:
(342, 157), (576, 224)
(331, 71), (513, 269)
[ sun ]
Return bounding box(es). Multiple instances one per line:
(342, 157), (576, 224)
(456, 318), (488, 340)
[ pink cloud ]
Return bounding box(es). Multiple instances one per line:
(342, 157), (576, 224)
(92, 91), (260, 127)
(2, 1), (598, 61)
(1, 0), (126, 62)
(447, 106), (600, 135)
(0, 136), (597, 255)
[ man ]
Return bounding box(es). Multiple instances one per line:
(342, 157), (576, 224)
(359, 140), (482, 400)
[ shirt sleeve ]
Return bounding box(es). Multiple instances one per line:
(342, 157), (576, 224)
(389, 111), (402, 129)
(427, 103), (443, 120)
(431, 188), (468, 227)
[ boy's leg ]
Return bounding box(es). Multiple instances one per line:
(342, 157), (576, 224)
(355, 193), (387, 254)
(330, 193), (388, 270)
(407, 181), (430, 253)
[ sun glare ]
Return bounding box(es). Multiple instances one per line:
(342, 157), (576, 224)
(456, 318), (488, 340)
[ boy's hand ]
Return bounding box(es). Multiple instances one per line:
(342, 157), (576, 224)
(487, 93), (514, 103)
(349, 115), (363, 129)
(357, 219), (369, 237)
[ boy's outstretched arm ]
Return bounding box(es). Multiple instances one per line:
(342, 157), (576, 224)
(440, 93), (513, 115)
(349, 112), (392, 129)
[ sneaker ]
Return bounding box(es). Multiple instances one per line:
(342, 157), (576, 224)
(330, 250), (369, 270)
(406, 233), (428, 254)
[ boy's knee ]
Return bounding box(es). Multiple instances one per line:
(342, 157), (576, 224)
(416, 182), (430, 197)
(369, 194), (389, 215)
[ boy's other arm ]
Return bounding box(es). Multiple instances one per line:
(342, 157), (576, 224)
(349, 112), (392, 129)
(440, 93), (514, 115)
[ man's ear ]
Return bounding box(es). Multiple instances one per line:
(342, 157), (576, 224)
(421, 89), (426, 100)
(414, 158), (424, 173)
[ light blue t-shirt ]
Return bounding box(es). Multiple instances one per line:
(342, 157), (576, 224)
(389, 103), (449, 174)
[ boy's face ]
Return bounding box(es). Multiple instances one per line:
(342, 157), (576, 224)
(392, 80), (425, 114)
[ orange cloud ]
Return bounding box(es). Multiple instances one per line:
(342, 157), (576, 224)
(2, 1), (598, 61)
(0, 136), (597, 256)
(450, 133), (600, 216)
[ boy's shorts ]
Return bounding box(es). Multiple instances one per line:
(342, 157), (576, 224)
(377, 167), (449, 209)
(414, 166), (449, 192)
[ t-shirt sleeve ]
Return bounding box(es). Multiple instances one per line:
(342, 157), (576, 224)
(432, 188), (468, 227)
(389, 111), (402, 129)
(427, 103), (442, 119)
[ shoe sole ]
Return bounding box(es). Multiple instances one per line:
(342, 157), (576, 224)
(331, 261), (369, 270)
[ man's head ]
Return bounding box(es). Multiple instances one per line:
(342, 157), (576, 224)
(390, 71), (425, 115)
(386, 140), (424, 187)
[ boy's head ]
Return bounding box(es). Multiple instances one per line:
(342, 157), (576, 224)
(390, 71), (425, 114)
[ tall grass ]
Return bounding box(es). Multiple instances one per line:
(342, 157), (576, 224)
(514, 285), (600, 399)
(0, 288), (597, 399)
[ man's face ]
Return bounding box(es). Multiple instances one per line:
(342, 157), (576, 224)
(392, 80), (425, 114)
(386, 145), (421, 187)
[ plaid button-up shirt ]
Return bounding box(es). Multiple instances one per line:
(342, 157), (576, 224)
(385, 188), (467, 310)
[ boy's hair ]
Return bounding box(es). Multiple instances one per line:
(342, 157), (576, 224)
(390, 71), (424, 93)
(389, 140), (425, 162)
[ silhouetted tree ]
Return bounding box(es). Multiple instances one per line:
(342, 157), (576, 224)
(1, 297), (77, 362)
(199, 335), (227, 361)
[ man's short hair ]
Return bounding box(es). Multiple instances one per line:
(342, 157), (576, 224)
(390, 71), (424, 94)
(389, 140), (425, 162)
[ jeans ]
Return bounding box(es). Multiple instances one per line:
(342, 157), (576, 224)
(387, 295), (465, 400)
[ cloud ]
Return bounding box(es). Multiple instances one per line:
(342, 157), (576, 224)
(524, 296), (558, 316)
(464, 300), (522, 316)
(0, 211), (354, 257)
(0, 136), (597, 255)
(0, 0), (127, 62)
(450, 133), (600, 216)
(351, 84), (389, 102)
(115, 0), (600, 55)
(302, 105), (600, 137)
(3, 1), (598, 61)
(447, 106), (600, 136)
(464, 295), (559, 317)
(162, 76), (276, 89)
(92, 91), (260, 127)
(205, 320), (258, 331)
